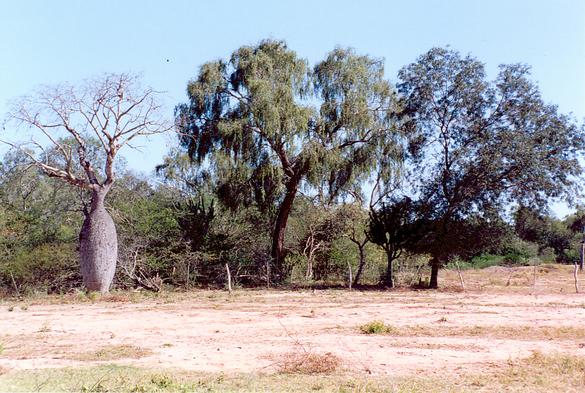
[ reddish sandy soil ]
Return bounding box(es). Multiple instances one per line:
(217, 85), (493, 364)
(1, 265), (584, 377)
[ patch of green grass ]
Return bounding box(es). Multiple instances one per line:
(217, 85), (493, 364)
(0, 365), (438, 392)
(359, 320), (397, 334)
(0, 352), (583, 392)
(445, 254), (505, 270)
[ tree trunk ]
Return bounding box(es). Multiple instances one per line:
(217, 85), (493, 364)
(574, 261), (580, 293)
(79, 187), (117, 293)
(385, 250), (394, 288)
(347, 261), (353, 290)
(305, 258), (313, 280)
(579, 240), (585, 270)
(271, 184), (298, 282)
(353, 244), (366, 286)
(429, 257), (440, 289)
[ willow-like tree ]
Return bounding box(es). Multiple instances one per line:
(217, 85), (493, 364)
(398, 48), (584, 288)
(175, 40), (401, 281)
(3, 74), (170, 293)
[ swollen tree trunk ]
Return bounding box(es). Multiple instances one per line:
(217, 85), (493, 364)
(79, 186), (117, 293)
(429, 257), (440, 289)
(385, 250), (394, 288)
(271, 184), (299, 282)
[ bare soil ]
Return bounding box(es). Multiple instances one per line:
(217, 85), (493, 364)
(1, 265), (584, 378)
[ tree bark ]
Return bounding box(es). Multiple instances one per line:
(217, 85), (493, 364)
(574, 261), (580, 293)
(385, 250), (394, 288)
(353, 243), (366, 286)
(225, 263), (232, 294)
(271, 183), (299, 282)
(429, 257), (440, 289)
(79, 186), (117, 293)
(347, 261), (353, 290)
(579, 240), (585, 271)
(454, 259), (465, 291)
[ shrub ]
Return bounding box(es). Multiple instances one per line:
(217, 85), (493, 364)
(359, 320), (396, 334)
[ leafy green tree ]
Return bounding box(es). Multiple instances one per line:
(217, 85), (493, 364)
(398, 47), (584, 288)
(567, 208), (585, 269)
(366, 197), (423, 288)
(175, 40), (401, 281)
(515, 206), (580, 264)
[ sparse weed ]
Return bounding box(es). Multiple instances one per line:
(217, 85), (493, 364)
(71, 345), (152, 361)
(87, 291), (99, 302)
(150, 374), (174, 388)
(38, 322), (51, 333)
(277, 351), (341, 374)
(80, 382), (107, 392)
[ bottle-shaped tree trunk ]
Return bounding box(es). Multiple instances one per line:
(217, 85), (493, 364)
(79, 186), (117, 293)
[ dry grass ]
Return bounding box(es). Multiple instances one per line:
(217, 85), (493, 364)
(357, 322), (585, 340)
(276, 350), (341, 374)
(470, 351), (585, 392)
(441, 264), (581, 294)
(68, 344), (152, 361)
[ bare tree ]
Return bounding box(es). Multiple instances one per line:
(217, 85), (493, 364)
(3, 73), (170, 293)
(303, 223), (326, 280)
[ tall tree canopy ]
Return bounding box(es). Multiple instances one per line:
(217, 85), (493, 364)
(398, 48), (584, 287)
(175, 40), (403, 280)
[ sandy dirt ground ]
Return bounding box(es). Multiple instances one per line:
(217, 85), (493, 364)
(1, 266), (584, 377)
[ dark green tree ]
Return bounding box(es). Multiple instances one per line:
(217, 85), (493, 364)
(515, 206), (580, 264)
(175, 40), (401, 281)
(366, 197), (421, 288)
(398, 48), (584, 288)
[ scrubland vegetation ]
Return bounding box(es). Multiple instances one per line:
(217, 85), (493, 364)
(1, 39), (585, 392)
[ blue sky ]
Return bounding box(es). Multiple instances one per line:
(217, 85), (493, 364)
(1, 0), (584, 212)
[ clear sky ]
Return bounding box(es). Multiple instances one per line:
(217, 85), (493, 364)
(1, 0), (584, 211)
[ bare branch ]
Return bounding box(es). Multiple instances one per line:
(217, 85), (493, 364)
(4, 72), (170, 190)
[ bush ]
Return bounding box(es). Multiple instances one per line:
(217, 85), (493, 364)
(0, 242), (80, 294)
(359, 320), (396, 334)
